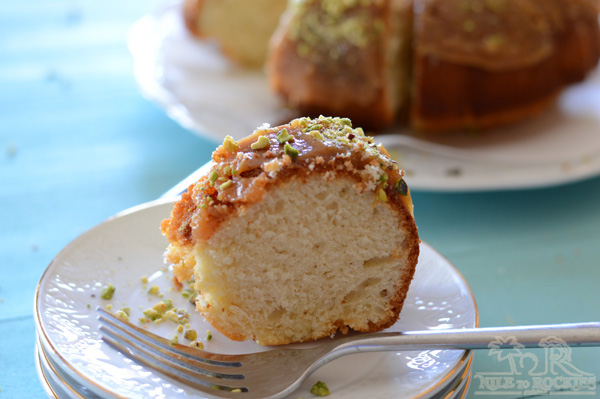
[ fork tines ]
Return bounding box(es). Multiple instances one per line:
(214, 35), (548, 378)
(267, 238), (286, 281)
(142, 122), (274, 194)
(97, 307), (249, 396)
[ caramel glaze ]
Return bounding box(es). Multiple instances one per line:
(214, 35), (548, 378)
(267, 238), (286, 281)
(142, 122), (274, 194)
(161, 116), (413, 247)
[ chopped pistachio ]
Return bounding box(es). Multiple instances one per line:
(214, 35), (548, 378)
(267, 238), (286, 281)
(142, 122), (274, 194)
(115, 310), (129, 322)
(251, 135), (270, 150)
(340, 118), (352, 126)
(170, 335), (179, 346)
(208, 170), (218, 186)
(181, 288), (197, 299)
(378, 174), (388, 185)
(106, 304), (113, 310)
(140, 276), (148, 284)
(220, 180), (233, 191)
(184, 329), (198, 341)
(276, 128), (292, 143)
(231, 388), (242, 393)
(207, 330), (213, 341)
(190, 340), (204, 349)
(163, 299), (174, 309)
(147, 285), (160, 296)
(310, 381), (330, 396)
(143, 308), (161, 321)
(165, 309), (179, 323)
(100, 284), (115, 300)
(376, 187), (387, 202)
(176, 324), (184, 333)
(395, 177), (408, 196)
(309, 130), (324, 140)
(283, 143), (299, 159)
(223, 136), (239, 152)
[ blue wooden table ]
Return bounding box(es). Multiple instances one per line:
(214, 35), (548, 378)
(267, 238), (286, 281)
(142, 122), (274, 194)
(1, 1), (599, 398)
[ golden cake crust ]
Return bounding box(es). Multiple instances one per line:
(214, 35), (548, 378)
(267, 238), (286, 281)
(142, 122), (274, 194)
(411, 0), (600, 131)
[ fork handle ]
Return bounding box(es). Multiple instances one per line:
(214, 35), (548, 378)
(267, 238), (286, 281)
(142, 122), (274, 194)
(331, 322), (600, 355)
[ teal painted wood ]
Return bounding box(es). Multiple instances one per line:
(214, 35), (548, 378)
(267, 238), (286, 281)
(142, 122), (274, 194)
(0, 2), (215, 397)
(1, 1), (599, 398)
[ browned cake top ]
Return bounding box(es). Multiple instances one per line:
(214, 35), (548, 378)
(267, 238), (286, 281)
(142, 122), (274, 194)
(285, 0), (387, 62)
(161, 116), (413, 245)
(415, 0), (600, 70)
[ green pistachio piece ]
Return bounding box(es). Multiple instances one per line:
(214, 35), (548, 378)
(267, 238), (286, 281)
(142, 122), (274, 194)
(100, 284), (115, 300)
(147, 285), (160, 296)
(222, 136), (239, 152)
(276, 128), (293, 143)
(395, 177), (408, 196)
(283, 143), (299, 159)
(309, 130), (324, 140)
(310, 381), (330, 396)
(114, 310), (129, 322)
(251, 135), (270, 150)
(165, 310), (179, 322)
(190, 340), (204, 349)
(220, 180), (233, 190)
(143, 308), (161, 321)
(184, 329), (198, 341)
(208, 170), (218, 186)
(376, 187), (387, 202)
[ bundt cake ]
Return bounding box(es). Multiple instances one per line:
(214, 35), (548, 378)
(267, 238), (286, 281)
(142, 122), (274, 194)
(411, 0), (600, 131)
(268, 0), (414, 130)
(183, 0), (287, 68)
(265, 0), (600, 131)
(161, 116), (420, 345)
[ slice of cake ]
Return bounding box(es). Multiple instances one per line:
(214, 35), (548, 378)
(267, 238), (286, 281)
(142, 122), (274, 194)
(183, 0), (288, 68)
(161, 116), (420, 345)
(267, 0), (414, 130)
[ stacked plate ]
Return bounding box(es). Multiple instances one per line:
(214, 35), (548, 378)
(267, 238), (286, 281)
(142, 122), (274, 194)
(34, 199), (478, 399)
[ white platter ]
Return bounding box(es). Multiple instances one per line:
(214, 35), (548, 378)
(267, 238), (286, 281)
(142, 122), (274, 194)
(34, 199), (478, 399)
(128, 0), (600, 191)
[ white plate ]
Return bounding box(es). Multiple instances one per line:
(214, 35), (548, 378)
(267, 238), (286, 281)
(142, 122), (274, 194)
(35, 340), (472, 399)
(34, 199), (478, 399)
(128, 0), (600, 191)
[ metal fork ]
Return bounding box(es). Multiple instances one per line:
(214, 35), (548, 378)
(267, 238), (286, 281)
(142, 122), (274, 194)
(98, 308), (600, 399)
